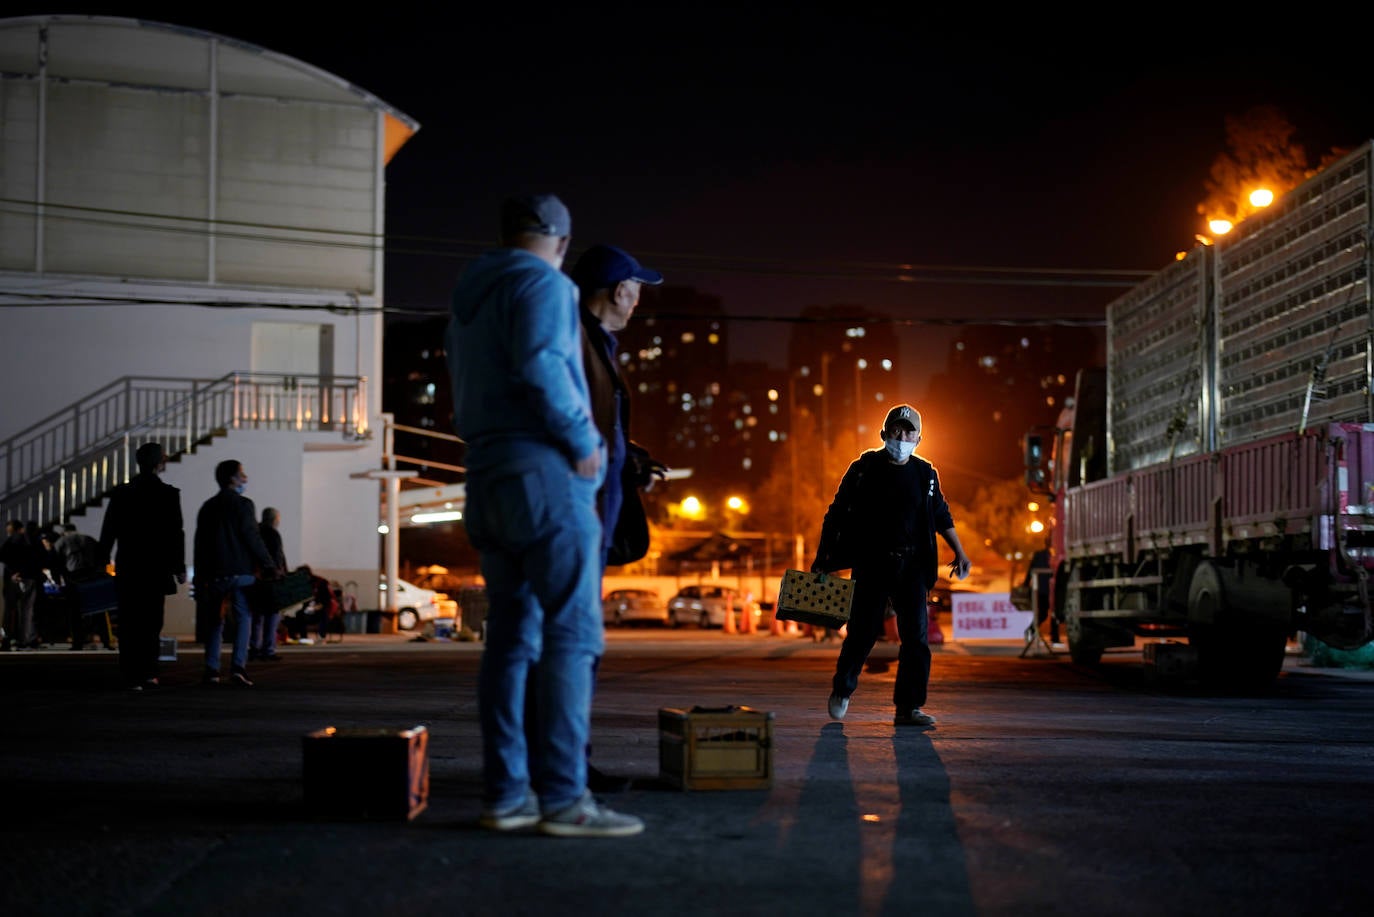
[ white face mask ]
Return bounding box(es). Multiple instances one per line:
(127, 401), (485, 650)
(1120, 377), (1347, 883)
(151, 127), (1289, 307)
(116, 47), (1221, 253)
(885, 438), (916, 463)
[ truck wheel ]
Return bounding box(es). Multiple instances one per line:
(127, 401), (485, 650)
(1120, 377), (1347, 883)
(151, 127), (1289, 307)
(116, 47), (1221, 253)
(1066, 616), (1105, 665)
(1064, 567), (1104, 665)
(1188, 561), (1286, 691)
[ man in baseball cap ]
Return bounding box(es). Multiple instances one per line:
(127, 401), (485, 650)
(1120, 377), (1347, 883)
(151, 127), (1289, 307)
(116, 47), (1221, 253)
(535, 243), (668, 795)
(811, 401), (972, 730)
(499, 193), (572, 239)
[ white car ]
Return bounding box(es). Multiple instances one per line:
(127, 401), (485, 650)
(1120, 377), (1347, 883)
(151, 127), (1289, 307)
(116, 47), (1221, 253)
(667, 584), (763, 629)
(602, 588), (670, 627)
(380, 577), (446, 631)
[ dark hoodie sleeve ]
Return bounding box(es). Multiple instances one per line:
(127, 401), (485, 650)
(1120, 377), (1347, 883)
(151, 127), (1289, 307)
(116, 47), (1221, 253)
(813, 455), (868, 571)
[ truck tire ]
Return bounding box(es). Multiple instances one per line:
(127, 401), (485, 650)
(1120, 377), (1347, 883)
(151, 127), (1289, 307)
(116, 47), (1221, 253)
(1064, 566), (1104, 666)
(1188, 561), (1286, 691)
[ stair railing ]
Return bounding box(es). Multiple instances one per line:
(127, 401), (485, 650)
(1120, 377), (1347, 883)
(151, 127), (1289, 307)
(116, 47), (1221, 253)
(1, 372), (368, 526)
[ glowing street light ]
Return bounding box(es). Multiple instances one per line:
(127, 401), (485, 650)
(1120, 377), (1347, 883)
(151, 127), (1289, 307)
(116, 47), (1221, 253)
(679, 495), (705, 521)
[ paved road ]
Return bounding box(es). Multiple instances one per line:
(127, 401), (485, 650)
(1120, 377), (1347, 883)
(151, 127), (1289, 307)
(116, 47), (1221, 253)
(2, 631), (1371, 916)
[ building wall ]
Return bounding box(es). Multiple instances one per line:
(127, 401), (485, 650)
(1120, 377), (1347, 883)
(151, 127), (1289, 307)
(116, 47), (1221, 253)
(0, 302), (380, 441)
(77, 427), (383, 634)
(0, 16), (414, 625)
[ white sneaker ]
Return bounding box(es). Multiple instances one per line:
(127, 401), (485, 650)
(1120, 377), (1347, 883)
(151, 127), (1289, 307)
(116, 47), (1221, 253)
(539, 791), (644, 838)
(894, 708), (936, 727)
(478, 793), (540, 831)
(827, 694), (849, 720)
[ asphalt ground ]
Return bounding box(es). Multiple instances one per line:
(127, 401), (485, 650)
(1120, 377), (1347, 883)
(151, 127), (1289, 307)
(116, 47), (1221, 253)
(1, 628), (1370, 917)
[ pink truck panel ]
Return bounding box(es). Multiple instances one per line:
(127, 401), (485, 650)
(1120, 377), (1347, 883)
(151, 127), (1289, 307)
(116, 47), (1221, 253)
(1064, 423), (1374, 570)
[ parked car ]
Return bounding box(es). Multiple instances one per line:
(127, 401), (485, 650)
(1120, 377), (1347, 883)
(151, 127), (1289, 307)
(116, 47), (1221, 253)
(602, 588), (669, 627)
(380, 576), (450, 631)
(667, 584), (763, 629)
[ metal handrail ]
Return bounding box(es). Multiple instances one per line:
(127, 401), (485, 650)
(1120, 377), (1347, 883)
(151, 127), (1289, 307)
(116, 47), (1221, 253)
(1, 372), (368, 526)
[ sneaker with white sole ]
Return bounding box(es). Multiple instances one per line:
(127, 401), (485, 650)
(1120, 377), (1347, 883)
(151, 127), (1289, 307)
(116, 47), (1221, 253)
(894, 708), (936, 727)
(478, 793), (540, 831)
(827, 693), (849, 720)
(538, 791), (644, 838)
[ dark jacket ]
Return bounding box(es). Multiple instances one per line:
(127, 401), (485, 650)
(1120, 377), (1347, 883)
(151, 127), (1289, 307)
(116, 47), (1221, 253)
(99, 473), (186, 585)
(193, 490), (275, 582)
(580, 310), (659, 566)
(2, 529), (34, 580)
(259, 522), (287, 573)
(813, 449), (955, 590)
(55, 531), (105, 582)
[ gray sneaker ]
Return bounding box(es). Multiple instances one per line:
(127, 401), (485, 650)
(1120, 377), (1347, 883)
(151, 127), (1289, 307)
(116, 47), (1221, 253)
(894, 708), (936, 727)
(539, 791), (644, 838)
(478, 793), (540, 831)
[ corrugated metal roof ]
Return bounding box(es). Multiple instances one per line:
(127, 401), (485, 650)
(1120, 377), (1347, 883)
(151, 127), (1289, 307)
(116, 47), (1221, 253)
(0, 15), (419, 136)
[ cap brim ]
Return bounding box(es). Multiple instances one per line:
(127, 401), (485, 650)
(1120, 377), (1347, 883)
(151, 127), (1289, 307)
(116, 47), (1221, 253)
(631, 266), (664, 285)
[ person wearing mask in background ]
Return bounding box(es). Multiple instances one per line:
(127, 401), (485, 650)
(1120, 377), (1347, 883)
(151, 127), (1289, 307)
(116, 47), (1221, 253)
(99, 442), (186, 690)
(193, 460), (278, 687)
(249, 507), (288, 662)
(446, 193), (642, 837)
(812, 404), (972, 728)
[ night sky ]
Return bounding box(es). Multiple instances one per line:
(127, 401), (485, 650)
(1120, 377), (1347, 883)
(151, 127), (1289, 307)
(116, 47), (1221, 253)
(16, 8), (1374, 380)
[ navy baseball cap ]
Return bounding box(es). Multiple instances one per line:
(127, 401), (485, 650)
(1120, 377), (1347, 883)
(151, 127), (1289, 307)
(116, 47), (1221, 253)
(570, 244), (664, 292)
(500, 193), (571, 238)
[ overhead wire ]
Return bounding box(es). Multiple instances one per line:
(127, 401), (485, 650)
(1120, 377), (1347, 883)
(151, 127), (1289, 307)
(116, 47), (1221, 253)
(0, 194), (1140, 323)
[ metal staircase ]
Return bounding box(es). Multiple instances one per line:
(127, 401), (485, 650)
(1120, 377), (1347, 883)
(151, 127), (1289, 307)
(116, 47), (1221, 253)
(1, 372), (369, 526)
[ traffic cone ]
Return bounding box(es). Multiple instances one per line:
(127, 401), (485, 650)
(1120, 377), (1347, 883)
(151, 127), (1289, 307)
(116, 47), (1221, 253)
(741, 594), (756, 634)
(723, 601), (737, 634)
(770, 610), (786, 636)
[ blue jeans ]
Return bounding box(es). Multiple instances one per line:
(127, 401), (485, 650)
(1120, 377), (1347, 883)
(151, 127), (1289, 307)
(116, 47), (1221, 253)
(250, 610), (281, 654)
(199, 574), (257, 674)
(465, 441), (604, 814)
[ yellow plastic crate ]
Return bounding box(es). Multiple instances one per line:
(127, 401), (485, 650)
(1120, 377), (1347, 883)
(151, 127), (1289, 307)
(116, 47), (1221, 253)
(659, 705), (773, 790)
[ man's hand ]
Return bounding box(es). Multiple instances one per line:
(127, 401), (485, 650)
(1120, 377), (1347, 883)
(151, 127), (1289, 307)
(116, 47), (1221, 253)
(642, 458), (670, 492)
(575, 448), (602, 481)
(948, 555), (972, 581)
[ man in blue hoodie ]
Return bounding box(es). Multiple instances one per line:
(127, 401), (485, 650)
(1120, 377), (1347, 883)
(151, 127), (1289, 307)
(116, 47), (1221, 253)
(446, 194), (643, 838)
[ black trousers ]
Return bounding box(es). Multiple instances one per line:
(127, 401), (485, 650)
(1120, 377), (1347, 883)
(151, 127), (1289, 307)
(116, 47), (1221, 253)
(831, 553), (931, 711)
(116, 577), (167, 686)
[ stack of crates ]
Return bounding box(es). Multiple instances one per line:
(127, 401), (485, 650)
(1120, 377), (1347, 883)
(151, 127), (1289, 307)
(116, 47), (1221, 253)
(658, 705), (773, 790)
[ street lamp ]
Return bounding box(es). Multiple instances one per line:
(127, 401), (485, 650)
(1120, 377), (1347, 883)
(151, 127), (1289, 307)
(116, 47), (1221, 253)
(679, 495), (705, 521)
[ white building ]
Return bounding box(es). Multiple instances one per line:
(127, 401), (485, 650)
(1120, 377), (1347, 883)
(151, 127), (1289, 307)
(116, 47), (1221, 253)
(0, 15), (419, 630)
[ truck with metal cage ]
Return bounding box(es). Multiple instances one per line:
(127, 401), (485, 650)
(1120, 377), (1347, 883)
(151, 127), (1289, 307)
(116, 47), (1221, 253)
(1022, 141), (1374, 687)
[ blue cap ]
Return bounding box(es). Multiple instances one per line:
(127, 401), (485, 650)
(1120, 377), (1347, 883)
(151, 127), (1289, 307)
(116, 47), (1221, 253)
(570, 244), (664, 292)
(501, 193), (571, 238)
